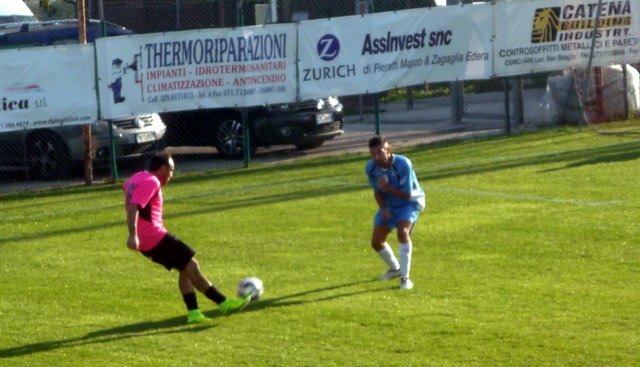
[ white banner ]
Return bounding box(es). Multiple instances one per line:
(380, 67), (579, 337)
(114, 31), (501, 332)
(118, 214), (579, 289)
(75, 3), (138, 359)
(298, 5), (493, 99)
(0, 44), (97, 133)
(494, 0), (640, 76)
(96, 24), (297, 119)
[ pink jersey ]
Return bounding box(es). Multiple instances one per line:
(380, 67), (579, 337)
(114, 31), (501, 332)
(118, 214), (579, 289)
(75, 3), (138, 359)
(123, 171), (167, 252)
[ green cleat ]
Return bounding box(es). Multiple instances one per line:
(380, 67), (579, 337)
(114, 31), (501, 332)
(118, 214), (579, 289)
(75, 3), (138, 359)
(186, 309), (212, 324)
(218, 296), (251, 316)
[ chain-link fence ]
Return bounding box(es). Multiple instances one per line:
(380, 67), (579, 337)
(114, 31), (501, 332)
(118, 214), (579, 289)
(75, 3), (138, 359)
(1, 0), (638, 190)
(32, 0), (446, 31)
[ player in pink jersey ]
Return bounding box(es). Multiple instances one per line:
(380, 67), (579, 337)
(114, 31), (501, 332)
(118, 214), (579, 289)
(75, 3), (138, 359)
(124, 153), (251, 323)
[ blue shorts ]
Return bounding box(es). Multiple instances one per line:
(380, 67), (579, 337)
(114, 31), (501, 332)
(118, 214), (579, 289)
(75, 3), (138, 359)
(373, 204), (420, 232)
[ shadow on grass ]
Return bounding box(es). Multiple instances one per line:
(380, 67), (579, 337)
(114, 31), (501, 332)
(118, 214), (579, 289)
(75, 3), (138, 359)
(3, 132), (640, 247)
(0, 279), (390, 359)
(0, 181), (365, 246)
(540, 143), (640, 172)
(413, 139), (640, 180)
(0, 316), (213, 359)
(230, 278), (393, 314)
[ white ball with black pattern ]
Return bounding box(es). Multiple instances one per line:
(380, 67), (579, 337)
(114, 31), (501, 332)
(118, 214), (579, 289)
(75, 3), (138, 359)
(237, 277), (264, 301)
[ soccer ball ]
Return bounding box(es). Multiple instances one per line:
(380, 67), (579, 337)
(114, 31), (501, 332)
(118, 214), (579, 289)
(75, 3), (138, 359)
(237, 276), (264, 301)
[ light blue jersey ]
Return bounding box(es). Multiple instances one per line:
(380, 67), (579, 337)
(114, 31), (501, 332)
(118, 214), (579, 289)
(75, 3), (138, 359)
(366, 154), (425, 229)
(366, 154), (425, 209)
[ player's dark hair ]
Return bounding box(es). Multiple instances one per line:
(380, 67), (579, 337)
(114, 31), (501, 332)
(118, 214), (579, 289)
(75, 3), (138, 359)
(368, 135), (387, 148)
(147, 152), (172, 171)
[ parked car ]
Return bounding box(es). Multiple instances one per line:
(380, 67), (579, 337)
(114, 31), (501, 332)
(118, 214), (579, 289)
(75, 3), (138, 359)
(0, 18), (166, 180)
(0, 115), (166, 180)
(162, 97), (345, 159)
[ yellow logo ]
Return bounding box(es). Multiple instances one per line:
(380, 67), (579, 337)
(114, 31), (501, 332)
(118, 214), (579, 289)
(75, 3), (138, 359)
(531, 7), (560, 43)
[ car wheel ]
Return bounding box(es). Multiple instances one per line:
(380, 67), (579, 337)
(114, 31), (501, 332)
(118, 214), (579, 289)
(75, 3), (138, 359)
(296, 140), (326, 150)
(214, 117), (256, 159)
(26, 131), (72, 180)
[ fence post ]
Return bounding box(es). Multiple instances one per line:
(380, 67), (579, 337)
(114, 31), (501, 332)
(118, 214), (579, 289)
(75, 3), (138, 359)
(447, 0), (463, 126)
(236, 0), (244, 27)
(374, 93), (381, 135)
(176, 0), (181, 30)
(96, 0), (118, 183)
(504, 78), (511, 135)
(582, 0), (604, 127)
(406, 86), (414, 110)
(622, 65), (629, 119)
(243, 108), (251, 168)
(450, 81), (463, 124)
(512, 78), (524, 125)
(78, 0), (93, 185)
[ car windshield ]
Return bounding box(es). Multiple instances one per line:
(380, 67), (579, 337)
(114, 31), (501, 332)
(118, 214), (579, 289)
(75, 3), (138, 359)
(0, 0), (38, 24)
(0, 15), (36, 24)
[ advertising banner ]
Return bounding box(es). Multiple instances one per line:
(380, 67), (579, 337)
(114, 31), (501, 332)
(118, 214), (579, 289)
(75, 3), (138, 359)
(298, 5), (493, 98)
(96, 24), (297, 120)
(494, 0), (640, 76)
(0, 44), (97, 133)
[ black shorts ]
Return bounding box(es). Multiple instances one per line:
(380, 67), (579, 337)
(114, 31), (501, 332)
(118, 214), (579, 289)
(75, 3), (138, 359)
(141, 233), (195, 271)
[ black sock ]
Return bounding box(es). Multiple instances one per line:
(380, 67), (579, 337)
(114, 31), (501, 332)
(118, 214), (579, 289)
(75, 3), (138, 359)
(204, 285), (226, 304)
(182, 292), (199, 311)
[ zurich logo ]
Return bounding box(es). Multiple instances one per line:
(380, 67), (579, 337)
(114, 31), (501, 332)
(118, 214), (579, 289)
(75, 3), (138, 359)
(317, 34), (340, 61)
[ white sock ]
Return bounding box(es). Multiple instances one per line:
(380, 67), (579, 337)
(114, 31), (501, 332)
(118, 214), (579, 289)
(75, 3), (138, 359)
(377, 242), (400, 270)
(399, 241), (412, 279)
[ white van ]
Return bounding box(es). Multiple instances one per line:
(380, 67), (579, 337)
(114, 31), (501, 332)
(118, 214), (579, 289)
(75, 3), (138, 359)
(0, 6), (168, 180)
(0, 0), (37, 24)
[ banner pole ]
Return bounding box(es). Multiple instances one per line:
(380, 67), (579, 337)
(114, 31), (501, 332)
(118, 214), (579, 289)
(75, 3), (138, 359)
(582, 0), (604, 128)
(95, 0), (118, 182)
(504, 78), (511, 135)
(374, 93), (381, 135)
(243, 108), (250, 168)
(78, 0), (93, 185)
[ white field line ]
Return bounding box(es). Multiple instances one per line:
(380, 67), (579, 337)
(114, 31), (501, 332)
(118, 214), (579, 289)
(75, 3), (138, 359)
(188, 178), (622, 208)
(4, 177), (621, 222)
(304, 179), (622, 207)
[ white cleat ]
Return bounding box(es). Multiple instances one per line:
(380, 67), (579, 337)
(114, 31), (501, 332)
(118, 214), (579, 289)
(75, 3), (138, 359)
(400, 278), (413, 290)
(378, 268), (401, 281)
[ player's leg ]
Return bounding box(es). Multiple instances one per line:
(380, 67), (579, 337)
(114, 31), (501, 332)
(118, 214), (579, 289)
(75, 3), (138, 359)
(181, 258), (223, 300)
(178, 268), (210, 323)
(396, 220), (415, 289)
(372, 224), (401, 280)
(141, 234), (212, 323)
(154, 233), (250, 318)
(181, 258), (250, 315)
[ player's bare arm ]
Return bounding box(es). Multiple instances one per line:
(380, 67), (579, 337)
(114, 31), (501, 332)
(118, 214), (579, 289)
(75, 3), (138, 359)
(377, 176), (410, 200)
(125, 203), (140, 251)
(374, 190), (391, 221)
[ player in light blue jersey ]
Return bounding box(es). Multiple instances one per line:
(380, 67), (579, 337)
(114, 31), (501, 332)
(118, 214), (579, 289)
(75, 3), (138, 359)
(365, 136), (425, 289)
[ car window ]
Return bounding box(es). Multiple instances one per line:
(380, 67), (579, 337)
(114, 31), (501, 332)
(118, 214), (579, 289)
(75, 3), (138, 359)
(0, 15), (36, 24)
(0, 0), (38, 24)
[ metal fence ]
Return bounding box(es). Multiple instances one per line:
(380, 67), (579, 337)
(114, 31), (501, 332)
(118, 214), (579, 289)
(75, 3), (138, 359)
(1, 1), (637, 191)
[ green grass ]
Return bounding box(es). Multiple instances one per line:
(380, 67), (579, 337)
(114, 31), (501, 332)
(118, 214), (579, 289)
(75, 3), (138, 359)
(1, 127), (639, 366)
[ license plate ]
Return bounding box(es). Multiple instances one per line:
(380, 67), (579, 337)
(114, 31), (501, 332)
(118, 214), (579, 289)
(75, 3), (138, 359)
(315, 112), (333, 125)
(136, 131), (156, 143)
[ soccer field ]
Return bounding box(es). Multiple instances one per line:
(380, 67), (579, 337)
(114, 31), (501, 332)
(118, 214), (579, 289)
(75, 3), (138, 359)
(1, 127), (638, 366)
